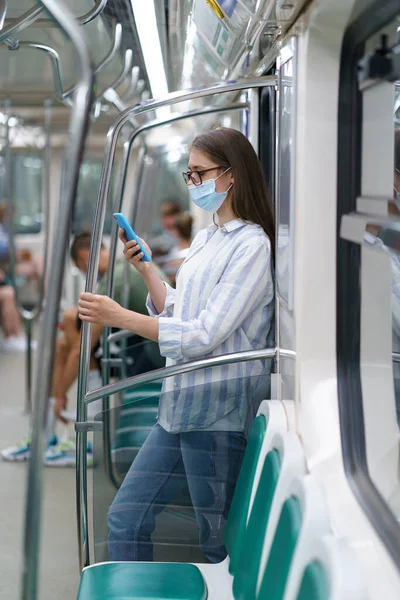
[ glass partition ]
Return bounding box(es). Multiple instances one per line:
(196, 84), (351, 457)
(0, 152), (43, 234)
(90, 360), (273, 564)
(72, 159), (115, 234)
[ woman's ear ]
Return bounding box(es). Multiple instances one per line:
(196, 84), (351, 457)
(229, 170), (234, 184)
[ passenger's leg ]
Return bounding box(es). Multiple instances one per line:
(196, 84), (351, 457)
(181, 430), (247, 563)
(0, 285), (21, 337)
(51, 335), (70, 397)
(108, 424), (187, 561)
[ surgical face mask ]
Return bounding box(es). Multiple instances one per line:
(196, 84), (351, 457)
(188, 168), (233, 213)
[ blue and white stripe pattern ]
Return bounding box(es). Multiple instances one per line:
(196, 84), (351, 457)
(147, 219), (275, 433)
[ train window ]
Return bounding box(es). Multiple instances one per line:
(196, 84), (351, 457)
(72, 159), (114, 235)
(0, 152), (43, 234)
(276, 38), (297, 310)
(337, 5), (400, 568)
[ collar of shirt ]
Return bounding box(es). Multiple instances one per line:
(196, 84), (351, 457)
(364, 231), (384, 248)
(207, 218), (248, 235)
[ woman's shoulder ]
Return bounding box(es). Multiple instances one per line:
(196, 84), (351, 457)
(235, 222), (272, 250)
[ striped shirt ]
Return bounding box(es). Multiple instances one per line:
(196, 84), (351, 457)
(146, 219), (275, 433)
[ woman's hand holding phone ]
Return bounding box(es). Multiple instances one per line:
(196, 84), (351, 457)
(119, 229), (152, 275)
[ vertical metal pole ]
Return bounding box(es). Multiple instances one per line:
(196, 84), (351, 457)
(100, 139), (136, 487)
(20, 0), (93, 597)
(24, 318), (32, 414)
(101, 143), (146, 490)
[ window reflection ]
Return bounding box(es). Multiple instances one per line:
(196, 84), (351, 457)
(72, 160), (114, 235)
(366, 109), (400, 427)
(0, 153), (43, 234)
(277, 45), (295, 308)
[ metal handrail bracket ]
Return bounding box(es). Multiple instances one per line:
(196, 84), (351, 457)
(21, 0), (93, 598)
(9, 25), (122, 107)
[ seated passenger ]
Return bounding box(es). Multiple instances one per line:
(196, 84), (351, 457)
(0, 202), (42, 290)
(0, 268), (28, 353)
(150, 200), (183, 258)
(163, 212), (193, 284)
(78, 127), (275, 563)
(1, 232), (165, 466)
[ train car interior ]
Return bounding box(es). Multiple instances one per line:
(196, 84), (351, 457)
(0, 0), (400, 599)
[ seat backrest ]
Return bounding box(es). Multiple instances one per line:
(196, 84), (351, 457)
(227, 401), (287, 576)
(283, 475), (331, 599)
(256, 474), (331, 600)
(251, 400), (288, 511)
(232, 447), (281, 600)
(225, 414), (266, 563)
(296, 561), (329, 600)
(232, 432), (306, 600)
(255, 433), (307, 593)
(294, 535), (367, 600)
(258, 496), (303, 600)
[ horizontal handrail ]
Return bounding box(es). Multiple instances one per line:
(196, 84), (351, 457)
(84, 347), (285, 404)
(393, 352), (400, 363)
(107, 328), (134, 343)
(0, 0), (108, 44)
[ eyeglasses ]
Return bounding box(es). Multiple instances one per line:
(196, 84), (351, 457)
(182, 166), (224, 186)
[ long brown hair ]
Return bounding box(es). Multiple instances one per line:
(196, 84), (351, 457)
(191, 127), (275, 248)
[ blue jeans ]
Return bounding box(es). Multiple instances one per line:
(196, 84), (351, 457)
(108, 423), (246, 563)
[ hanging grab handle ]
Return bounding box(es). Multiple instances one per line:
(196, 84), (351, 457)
(8, 21), (123, 107)
(0, 0), (108, 44)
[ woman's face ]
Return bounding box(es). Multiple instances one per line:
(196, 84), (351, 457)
(188, 149), (233, 194)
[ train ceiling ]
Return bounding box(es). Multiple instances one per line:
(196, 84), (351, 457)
(0, 0), (307, 134)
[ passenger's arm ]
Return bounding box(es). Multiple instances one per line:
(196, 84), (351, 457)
(119, 229), (170, 314)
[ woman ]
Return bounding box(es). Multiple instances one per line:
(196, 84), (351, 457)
(78, 127), (275, 563)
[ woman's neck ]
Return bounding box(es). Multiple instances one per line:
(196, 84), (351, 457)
(216, 198), (236, 227)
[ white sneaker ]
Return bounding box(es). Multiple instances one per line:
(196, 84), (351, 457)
(1, 435), (58, 462)
(2, 336), (37, 353)
(44, 439), (94, 468)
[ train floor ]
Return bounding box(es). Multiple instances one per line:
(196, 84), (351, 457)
(0, 345), (83, 600)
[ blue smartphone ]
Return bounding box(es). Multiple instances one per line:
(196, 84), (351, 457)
(113, 213), (151, 262)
